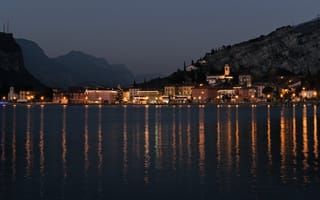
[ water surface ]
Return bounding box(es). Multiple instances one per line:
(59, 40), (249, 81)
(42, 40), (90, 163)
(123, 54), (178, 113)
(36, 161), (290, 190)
(0, 104), (319, 199)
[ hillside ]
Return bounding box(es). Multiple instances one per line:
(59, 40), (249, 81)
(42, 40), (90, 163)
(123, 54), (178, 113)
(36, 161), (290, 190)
(139, 18), (320, 89)
(17, 39), (135, 88)
(202, 19), (320, 79)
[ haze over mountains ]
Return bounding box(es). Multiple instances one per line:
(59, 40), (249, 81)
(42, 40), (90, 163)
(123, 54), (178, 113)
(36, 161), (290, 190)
(17, 39), (135, 88)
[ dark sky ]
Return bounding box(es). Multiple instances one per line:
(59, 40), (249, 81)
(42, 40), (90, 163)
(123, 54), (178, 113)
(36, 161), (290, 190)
(1, 0), (319, 76)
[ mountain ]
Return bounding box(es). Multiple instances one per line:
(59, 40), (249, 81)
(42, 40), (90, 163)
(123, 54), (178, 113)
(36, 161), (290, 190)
(201, 18), (320, 79)
(140, 18), (320, 88)
(0, 32), (46, 93)
(16, 39), (134, 88)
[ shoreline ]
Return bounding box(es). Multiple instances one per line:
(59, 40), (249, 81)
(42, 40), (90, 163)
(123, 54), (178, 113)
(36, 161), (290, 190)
(2, 101), (320, 107)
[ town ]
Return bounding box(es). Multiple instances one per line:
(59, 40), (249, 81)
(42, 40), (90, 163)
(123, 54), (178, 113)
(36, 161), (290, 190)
(2, 64), (319, 105)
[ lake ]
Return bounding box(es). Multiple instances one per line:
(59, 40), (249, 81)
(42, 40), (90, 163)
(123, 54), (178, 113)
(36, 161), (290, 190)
(0, 104), (319, 199)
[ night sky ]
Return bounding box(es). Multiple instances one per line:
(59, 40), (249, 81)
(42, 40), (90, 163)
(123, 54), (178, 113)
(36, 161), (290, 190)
(1, 0), (319, 75)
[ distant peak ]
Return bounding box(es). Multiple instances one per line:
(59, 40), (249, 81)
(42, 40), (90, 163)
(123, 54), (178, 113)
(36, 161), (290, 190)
(66, 50), (89, 56)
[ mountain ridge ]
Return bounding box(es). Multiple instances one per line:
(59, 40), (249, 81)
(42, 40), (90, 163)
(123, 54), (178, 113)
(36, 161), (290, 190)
(140, 18), (320, 89)
(17, 39), (135, 88)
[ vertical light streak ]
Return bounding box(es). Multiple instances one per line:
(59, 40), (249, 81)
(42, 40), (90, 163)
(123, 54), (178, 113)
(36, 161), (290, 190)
(62, 105), (67, 178)
(267, 106), (272, 165)
(39, 105), (45, 200)
(251, 106), (257, 177)
(39, 105), (45, 177)
(187, 107), (192, 169)
(302, 105), (310, 184)
(292, 105), (297, 177)
(25, 105), (32, 178)
(280, 107), (286, 182)
(84, 105), (89, 176)
(226, 106), (232, 171)
(1, 105), (5, 162)
(122, 106), (127, 182)
(302, 105), (308, 171)
(172, 106), (176, 171)
(12, 105), (16, 182)
(313, 105), (318, 159)
(198, 106), (205, 182)
(235, 106), (240, 175)
(217, 105), (221, 169)
(178, 107), (183, 165)
(144, 106), (150, 184)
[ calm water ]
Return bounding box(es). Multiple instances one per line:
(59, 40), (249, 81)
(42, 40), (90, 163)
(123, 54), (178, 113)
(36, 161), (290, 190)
(0, 104), (319, 200)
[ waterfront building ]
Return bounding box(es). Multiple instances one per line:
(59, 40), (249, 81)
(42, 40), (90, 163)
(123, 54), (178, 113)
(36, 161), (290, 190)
(164, 85), (193, 103)
(217, 88), (236, 102)
(300, 90), (318, 100)
(18, 90), (35, 102)
(8, 86), (18, 101)
(192, 86), (218, 103)
(68, 89), (86, 104)
(177, 85), (193, 96)
(84, 89), (117, 104)
(52, 90), (69, 104)
(164, 86), (176, 96)
(133, 90), (160, 104)
(122, 91), (130, 103)
(129, 88), (140, 102)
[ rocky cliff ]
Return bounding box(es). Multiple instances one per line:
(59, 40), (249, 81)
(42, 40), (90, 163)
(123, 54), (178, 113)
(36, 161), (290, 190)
(201, 19), (320, 79)
(0, 32), (46, 92)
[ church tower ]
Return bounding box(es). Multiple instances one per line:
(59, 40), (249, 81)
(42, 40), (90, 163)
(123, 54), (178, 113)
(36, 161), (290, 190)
(224, 64), (230, 76)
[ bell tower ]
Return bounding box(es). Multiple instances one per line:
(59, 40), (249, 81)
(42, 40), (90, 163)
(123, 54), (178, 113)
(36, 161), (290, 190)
(224, 64), (230, 76)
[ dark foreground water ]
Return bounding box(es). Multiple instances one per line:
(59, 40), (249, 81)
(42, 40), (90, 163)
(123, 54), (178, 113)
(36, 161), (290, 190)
(0, 104), (319, 200)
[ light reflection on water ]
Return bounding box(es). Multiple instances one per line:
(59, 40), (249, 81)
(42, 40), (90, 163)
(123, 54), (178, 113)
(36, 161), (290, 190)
(0, 104), (319, 200)
(25, 105), (32, 178)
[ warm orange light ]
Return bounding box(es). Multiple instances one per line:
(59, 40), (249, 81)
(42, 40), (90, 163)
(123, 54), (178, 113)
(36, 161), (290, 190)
(251, 95), (255, 98)
(267, 94), (271, 98)
(313, 91), (317, 97)
(40, 96), (44, 101)
(2, 96), (6, 100)
(280, 94), (283, 98)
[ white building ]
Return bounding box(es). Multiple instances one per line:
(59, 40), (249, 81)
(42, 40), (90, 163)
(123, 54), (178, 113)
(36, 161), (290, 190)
(8, 86), (18, 101)
(185, 65), (198, 72)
